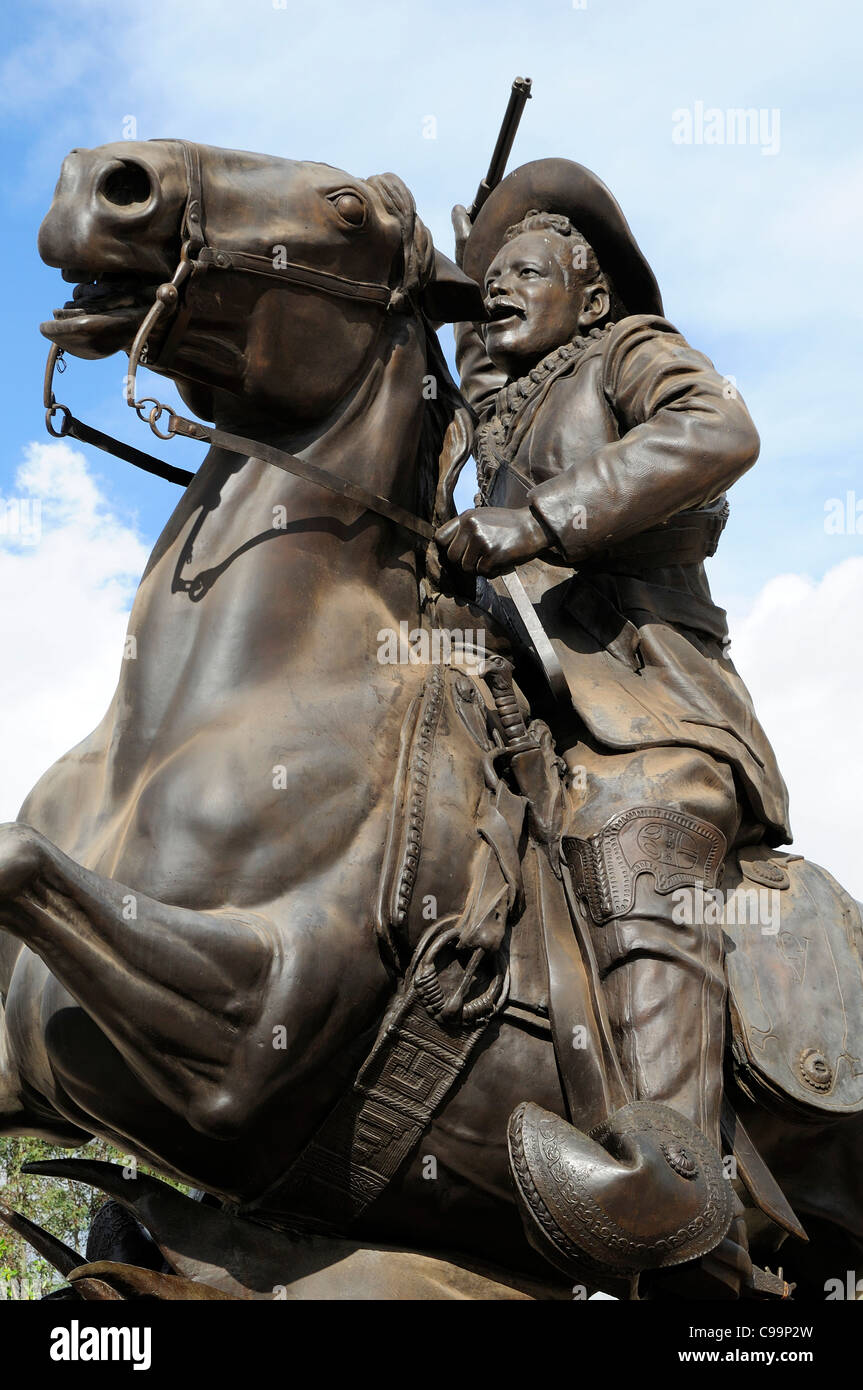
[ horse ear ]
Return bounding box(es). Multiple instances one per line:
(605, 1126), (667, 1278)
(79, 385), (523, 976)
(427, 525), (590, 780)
(421, 251), (486, 323)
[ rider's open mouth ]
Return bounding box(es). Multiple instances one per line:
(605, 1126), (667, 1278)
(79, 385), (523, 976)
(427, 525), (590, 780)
(40, 272), (159, 357)
(485, 301), (526, 325)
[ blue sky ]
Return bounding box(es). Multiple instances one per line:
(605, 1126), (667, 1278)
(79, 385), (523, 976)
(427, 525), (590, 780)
(1, 0), (862, 887)
(3, 0), (862, 598)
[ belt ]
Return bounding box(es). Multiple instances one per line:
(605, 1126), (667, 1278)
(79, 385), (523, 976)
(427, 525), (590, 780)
(579, 500), (729, 574)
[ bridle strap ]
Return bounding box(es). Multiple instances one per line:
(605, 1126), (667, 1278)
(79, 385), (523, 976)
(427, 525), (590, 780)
(195, 246), (393, 305)
(151, 142), (206, 372)
(43, 345), (434, 539)
(168, 411), (436, 540)
(180, 140), (205, 259)
(149, 137), (395, 308)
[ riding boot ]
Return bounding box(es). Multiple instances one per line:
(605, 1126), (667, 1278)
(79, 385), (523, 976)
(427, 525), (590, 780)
(586, 856), (727, 1151)
(583, 848), (752, 1297)
(507, 806), (743, 1292)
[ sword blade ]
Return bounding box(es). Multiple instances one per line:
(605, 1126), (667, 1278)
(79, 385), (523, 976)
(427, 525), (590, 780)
(499, 568), (569, 702)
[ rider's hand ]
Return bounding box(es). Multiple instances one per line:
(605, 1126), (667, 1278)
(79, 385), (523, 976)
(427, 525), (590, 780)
(451, 205), (472, 270)
(436, 507), (552, 577)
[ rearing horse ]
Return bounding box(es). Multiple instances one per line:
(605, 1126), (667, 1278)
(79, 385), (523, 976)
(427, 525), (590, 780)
(0, 140), (861, 1300)
(1, 140), (573, 1287)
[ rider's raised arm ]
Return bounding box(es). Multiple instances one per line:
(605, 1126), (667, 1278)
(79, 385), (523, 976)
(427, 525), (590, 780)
(454, 320), (507, 418)
(525, 314), (760, 563)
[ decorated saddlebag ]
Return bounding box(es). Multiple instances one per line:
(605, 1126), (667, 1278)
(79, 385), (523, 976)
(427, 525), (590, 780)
(723, 845), (863, 1122)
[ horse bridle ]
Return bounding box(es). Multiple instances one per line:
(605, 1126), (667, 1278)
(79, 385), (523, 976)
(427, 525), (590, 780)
(41, 140), (567, 697)
(43, 138), (429, 529)
(124, 141), (402, 407)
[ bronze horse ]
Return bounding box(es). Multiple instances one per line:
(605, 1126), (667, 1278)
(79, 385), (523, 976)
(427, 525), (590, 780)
(0, 139), (860, 1299)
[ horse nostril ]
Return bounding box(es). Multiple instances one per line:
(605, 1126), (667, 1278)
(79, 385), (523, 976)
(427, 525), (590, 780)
(98, 160), (153, 208)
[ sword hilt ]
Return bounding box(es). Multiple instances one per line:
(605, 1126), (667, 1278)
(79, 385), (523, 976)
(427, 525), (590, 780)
(481, 655), (537, 754)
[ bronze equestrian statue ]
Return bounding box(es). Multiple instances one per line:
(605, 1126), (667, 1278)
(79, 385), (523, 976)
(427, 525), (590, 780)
(0, 135), (860, 1301)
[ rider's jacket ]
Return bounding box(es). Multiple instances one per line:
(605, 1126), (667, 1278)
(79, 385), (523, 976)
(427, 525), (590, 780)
(455, 313), (791, 844)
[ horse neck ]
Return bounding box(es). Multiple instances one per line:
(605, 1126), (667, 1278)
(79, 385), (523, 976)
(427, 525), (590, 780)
(217, 314), (430, 616)
(302, 316), (431, 519)
(148, 314), (434, 633)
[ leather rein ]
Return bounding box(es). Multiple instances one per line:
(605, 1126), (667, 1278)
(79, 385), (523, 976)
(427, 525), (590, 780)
(42, 139), (436, 542)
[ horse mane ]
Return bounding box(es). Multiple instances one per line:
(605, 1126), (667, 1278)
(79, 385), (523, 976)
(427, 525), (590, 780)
(415, 319), (473, 529)
(365, 172), (475, 540)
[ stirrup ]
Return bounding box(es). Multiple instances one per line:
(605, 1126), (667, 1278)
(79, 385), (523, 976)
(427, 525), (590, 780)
(507, 1100), (734, 1284)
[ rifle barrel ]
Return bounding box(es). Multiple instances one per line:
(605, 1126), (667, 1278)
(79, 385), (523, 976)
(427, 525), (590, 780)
(469, 76), (532, 221)
(486, 76), (532, 188)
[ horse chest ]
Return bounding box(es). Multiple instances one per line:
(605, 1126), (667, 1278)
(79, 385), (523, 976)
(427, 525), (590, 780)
(90, 669), (396, 901)
(24, 493), (417, 901)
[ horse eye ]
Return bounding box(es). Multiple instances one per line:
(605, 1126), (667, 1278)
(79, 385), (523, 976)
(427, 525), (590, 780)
(329, 191), (366, 227)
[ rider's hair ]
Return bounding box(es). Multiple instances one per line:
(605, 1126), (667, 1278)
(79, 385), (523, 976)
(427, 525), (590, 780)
(503, 210), (627, 321)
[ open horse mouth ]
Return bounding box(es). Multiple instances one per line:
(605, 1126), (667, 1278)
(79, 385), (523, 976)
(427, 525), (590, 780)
(41, 270), (162, 358)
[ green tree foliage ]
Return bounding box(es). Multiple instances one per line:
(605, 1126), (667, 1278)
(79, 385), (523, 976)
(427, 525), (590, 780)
(0, 1136), (189, 1300)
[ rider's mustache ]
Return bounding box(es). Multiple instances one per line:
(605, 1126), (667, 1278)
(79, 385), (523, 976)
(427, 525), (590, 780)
(483, 295), (528, 323)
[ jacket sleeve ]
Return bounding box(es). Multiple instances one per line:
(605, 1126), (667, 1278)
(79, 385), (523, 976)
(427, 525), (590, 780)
(454, 321), (507, 418)
(526, 315), (760, 563)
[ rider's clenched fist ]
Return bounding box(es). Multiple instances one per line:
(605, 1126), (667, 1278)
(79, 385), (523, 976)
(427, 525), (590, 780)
(435, 506), (552, 577)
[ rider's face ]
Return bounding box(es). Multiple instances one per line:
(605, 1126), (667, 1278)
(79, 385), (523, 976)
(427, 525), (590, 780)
(482, 232), (585, 377)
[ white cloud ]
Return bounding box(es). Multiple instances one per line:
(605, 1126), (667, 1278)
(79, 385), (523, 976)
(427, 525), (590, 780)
(728, 558), (863, 899)
(0, 441), (149, 820)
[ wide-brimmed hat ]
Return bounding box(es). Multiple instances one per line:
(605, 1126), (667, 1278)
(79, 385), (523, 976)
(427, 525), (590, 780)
(462, 158), (662, 317)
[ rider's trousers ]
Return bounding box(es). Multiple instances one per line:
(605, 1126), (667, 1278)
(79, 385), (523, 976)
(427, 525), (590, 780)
(563, 745), (745, 1154)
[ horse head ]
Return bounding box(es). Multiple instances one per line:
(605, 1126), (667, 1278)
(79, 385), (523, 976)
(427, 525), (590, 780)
(38, 140), (481, 430)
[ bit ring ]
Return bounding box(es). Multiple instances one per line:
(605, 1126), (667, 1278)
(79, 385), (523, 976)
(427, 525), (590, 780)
(45, 403), (72, 438)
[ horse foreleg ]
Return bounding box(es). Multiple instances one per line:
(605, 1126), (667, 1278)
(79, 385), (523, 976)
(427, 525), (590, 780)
(0, 822), (277, 1138)
(0, 984), (91, 1142)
